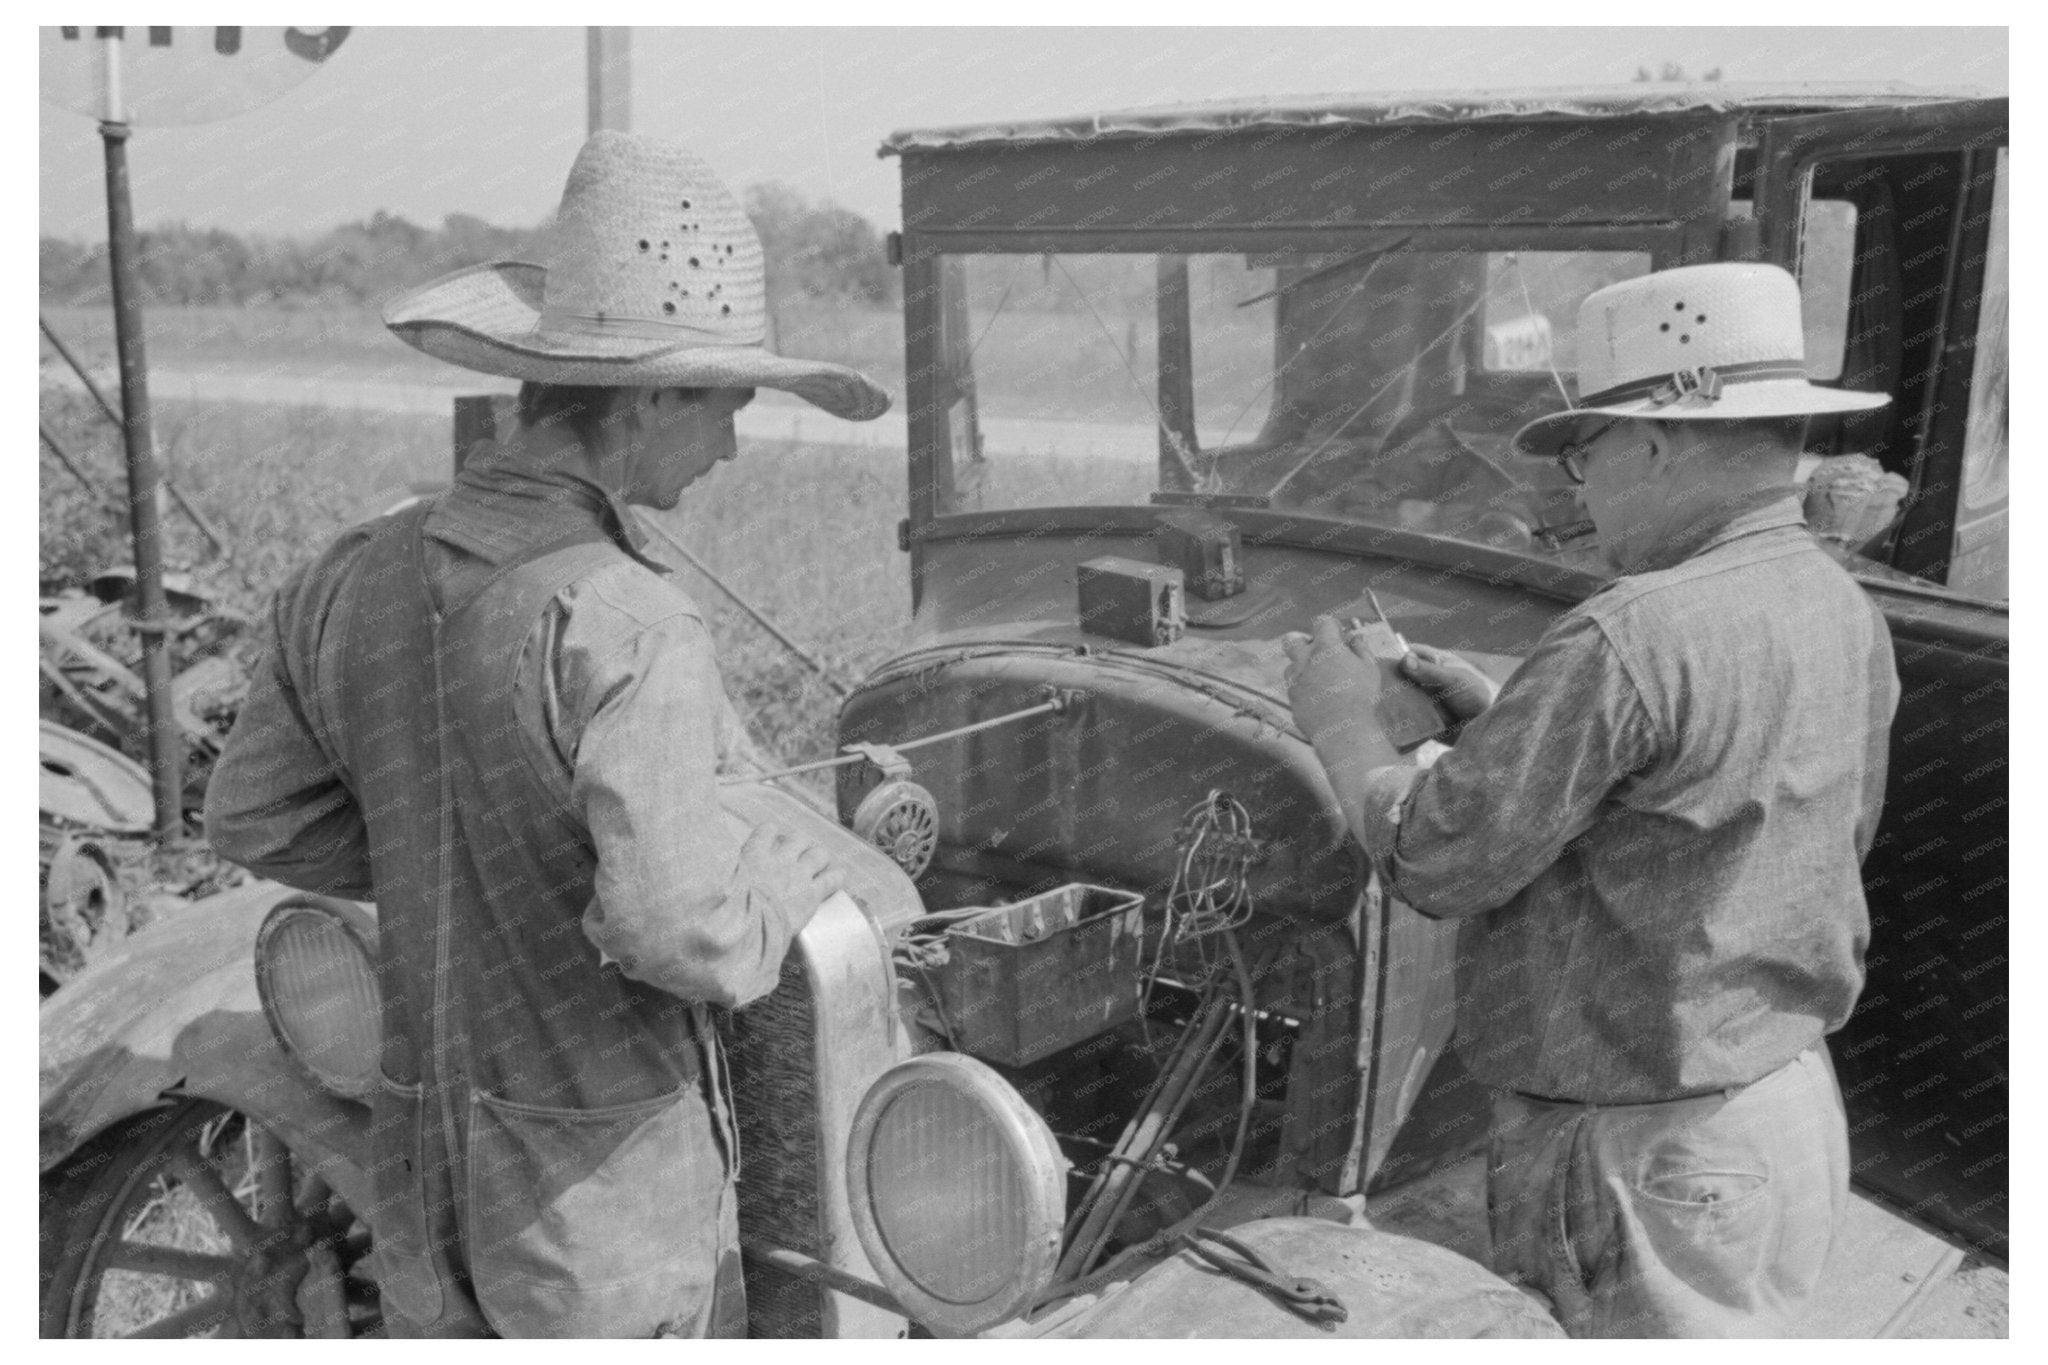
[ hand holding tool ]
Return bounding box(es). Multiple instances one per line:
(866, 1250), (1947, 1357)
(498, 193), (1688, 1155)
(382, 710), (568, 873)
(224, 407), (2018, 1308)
(1336, 590), (1452, 751)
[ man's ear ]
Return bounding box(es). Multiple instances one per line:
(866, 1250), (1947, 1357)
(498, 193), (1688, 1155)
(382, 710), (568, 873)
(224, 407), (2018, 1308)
(604, 389), (653, 439)
(1643, 428), (1679, 479)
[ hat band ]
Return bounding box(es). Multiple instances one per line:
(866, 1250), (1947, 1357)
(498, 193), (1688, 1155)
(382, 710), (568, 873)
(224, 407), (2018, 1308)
(1578, 359), (1811, 410)
(537, 304), (735, 345)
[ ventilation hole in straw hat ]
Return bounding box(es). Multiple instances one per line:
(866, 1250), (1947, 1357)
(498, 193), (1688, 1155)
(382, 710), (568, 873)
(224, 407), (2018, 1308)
(1697, 314), (1707, 323)
(663, 302), (677, 315)
(689, 257), (700, 268)
(1675, 301), (1685, 311)
(1680, 334), (1691, 343)
(721, 304), (732, 316)
(1661, 323), (1670, 333)
(638, 239), (649, 251)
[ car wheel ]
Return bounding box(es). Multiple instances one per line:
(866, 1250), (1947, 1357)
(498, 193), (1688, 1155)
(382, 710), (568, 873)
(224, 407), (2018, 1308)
(40, 1099), (380, 1338)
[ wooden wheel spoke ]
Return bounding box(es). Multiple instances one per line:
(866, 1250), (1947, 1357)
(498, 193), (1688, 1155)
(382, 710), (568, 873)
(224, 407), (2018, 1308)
(102, 1240), (237, 1282)
(167, 1148), (262, 1251)
(252, 1126), (295, 1229)
(122, 1292), (234, 1339)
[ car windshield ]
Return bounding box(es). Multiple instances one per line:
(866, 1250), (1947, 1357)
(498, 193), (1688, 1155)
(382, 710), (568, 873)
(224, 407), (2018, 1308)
(933, 249), (1648, 544)
(929, 238), (1889, 569)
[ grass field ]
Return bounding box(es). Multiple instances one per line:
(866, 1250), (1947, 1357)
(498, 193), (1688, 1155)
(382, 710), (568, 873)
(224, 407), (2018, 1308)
(39, 383), (912, 786)
(41, 271), (1279, 432)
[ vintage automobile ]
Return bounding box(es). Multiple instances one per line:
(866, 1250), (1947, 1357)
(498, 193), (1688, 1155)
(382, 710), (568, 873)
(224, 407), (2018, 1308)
(40, 84), (2006, 1338)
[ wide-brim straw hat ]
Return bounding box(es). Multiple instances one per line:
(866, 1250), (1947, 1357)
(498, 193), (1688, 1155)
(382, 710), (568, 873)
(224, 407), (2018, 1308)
(1512, 263), (1885, 461)
(383, 131), (890, 422)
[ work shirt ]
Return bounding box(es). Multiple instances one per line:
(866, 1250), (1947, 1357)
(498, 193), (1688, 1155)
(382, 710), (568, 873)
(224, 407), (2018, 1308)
(1354, 493), (1899, 1103)
(209, 462), (782, 1005)
(206, 460), (798, 1336)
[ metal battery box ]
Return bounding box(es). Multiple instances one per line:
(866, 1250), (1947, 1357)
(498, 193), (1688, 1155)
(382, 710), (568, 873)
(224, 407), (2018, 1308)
(926, 883), (1146, 1067)
(1077, 556), (1185, 647)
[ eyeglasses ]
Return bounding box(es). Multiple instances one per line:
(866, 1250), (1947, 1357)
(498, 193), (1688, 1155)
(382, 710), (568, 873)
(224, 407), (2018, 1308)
(1558, 416), (1624, 485)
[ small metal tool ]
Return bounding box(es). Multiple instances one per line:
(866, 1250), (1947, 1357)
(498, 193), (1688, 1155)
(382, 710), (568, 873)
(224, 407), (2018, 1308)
(1177, 1226), (1348, 1326)
(1343, 587), (1408, 663)
(1335, 587), (1452, 752)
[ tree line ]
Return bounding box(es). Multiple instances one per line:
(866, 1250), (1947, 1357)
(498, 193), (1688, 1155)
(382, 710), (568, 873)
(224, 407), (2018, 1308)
(39, 182), (896, 311)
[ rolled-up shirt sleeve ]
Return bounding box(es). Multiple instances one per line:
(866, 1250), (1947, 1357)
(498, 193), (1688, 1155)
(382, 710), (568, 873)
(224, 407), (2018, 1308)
(551, 586), (806, 1009)
(1358, 612), (1657, 918)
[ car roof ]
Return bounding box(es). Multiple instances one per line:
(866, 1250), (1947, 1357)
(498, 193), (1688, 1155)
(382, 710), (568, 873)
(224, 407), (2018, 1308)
(880, 83), (1984, 154)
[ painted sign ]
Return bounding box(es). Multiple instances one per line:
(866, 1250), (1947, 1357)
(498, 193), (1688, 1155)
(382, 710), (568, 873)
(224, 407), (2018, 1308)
(1481, 313), (1553, 372)
(39, 26), (350, 126)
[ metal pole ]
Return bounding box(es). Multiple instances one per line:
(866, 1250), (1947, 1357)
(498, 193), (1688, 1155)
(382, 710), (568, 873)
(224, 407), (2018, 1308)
(586, 27), (631, 136)
(96, 30), (183, 836)
(740, 1246), (906, 1316)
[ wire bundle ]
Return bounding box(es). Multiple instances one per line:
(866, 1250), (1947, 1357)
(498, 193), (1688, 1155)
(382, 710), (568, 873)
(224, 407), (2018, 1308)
(891, 907), (994, 1049)
(1165, 790), (1257, 943)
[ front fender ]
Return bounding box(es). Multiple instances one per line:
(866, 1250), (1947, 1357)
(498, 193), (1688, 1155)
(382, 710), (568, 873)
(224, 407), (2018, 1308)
(1052, 1217), (1561, 1338)
(38, 878), (373, 1211)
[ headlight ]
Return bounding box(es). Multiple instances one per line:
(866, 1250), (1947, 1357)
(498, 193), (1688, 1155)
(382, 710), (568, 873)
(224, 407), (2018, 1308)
(254, 895), (382, 1101)
(846, 1053), (1066, 1335)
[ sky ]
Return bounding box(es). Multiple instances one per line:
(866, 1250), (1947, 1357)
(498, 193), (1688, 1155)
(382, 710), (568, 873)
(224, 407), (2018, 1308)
(39, 26), (2007, 241)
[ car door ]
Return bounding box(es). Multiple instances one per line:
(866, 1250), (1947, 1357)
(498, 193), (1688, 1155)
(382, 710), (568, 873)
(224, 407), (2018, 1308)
(1754, 98), (2009, 1260)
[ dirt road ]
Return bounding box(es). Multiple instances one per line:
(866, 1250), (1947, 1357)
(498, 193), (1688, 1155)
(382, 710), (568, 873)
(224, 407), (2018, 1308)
(111, 363), (1162, 464)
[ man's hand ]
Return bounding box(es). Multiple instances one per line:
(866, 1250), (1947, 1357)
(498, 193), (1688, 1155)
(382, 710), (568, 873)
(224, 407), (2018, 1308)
(1399, 643), (1498, 722)
(1283, 615), (1383, 752)
(739, 821), (847, 925)
(1284, 616), (1404, 847)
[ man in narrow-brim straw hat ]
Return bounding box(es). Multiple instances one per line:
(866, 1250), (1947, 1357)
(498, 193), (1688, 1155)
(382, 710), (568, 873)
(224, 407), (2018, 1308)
(208, 130), (891, 1338)
(1283, 263), (1899, 1337)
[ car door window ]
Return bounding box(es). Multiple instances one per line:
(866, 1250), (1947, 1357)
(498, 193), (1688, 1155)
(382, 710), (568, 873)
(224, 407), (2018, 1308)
(1949, 146), (2008, 601)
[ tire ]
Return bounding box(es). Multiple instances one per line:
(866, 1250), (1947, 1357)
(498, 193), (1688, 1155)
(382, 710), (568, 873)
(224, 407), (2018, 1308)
(40, 1099), (381, 1338)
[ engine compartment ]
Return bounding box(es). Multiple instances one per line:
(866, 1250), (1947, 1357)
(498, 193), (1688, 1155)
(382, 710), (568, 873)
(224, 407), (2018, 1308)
(826, 531), (1557, 1293)
(840, 641), (1358, 924)
(835, 631), (1476, 1277)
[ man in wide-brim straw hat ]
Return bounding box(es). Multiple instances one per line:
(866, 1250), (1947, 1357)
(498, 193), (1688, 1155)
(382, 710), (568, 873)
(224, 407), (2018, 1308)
(1282, 263), (1899, 1337)
(208, 131), (889, 1338)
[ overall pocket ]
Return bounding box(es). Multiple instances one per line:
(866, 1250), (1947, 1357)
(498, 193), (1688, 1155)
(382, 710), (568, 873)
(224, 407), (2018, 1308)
(366, 1072), (445, 1329)
(465, 1084), (727, 1338)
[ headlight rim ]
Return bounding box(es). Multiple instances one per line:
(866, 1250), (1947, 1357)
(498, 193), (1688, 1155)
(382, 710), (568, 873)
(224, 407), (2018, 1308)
(845, 1052), (1066, 1335)
(252, 894), (382, 1102)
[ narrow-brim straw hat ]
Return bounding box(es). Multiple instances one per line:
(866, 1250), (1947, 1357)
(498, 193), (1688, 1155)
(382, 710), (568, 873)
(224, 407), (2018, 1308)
(383, 131), (890, 422)
(1512, 263), (1886, 461)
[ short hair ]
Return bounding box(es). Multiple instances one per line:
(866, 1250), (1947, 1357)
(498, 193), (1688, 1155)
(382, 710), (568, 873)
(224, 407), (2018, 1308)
(1663, 416), (1809, 464)
(515, 381), (617, 448)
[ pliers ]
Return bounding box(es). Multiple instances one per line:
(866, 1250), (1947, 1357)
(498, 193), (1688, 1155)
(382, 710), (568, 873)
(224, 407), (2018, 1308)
(1177, 1225), (1349, 1326)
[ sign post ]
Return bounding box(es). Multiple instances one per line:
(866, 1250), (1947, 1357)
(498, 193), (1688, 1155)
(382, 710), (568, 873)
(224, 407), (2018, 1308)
(42, 25), (353, 837)
(587, 27), (631, 134)
(94, 30), (182, 835)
